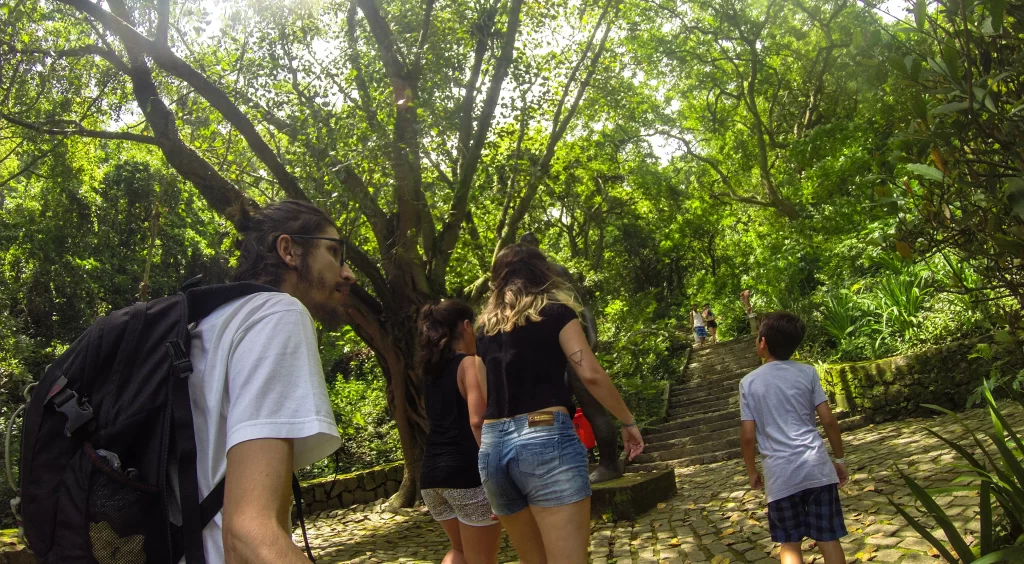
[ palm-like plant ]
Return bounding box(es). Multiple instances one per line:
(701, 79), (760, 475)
(873, 273), (931, 338)
(890, 382), (1024, 563)
(821, 291), (860, 343)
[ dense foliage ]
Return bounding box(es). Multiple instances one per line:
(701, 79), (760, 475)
(1, 0), (1021, 509)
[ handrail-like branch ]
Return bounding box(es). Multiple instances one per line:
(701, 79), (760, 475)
(0, 112), (159, 145)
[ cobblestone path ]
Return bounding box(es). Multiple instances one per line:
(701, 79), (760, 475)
(298, 401), (1018, 563)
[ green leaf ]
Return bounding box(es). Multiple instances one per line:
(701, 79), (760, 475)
(896, 466), (976, 562)
(974, 546), (1024, 564)
(931, 101), (970, 114)
(888, 493), (959, 562)
(942, 44), (960, 82)
(911, 93), (929, 120)
(981, 481), (992, 555)
(989, 0), (1005, 32)
(914, 0), (928, 30)
(906, 163), (946, 182)
(1005, 178), (1024, 220)
(982, 16), (995, 35)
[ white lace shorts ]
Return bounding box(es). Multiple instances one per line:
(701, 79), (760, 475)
(420, 486), (494, 527)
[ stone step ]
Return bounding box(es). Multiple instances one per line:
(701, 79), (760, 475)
(686, 356), (762, 379)
(643, 426), (738, 454)
(670, 382), (740, 406)
(647, 409), (740, 435)
(628, 448), (743, 473)
(667, 398), (735, 418)
(677, 365), (753, 387)
(672, 369), (748, 394)
(633, 436), (742, 464)
(644, 417), (738, 444)
(590, 470), (677, 521)
(689, 337), (756, 359)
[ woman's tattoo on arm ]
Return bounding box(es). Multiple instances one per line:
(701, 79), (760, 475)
(569, 350), (584, 368)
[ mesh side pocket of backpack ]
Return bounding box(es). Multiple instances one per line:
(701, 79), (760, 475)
(83, 443), (161, 564)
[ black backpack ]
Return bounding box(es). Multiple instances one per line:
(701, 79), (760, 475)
(18, 282), (315, 563)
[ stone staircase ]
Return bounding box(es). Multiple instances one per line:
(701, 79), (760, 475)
(627, 337), (871, 474)
(629, 337), (760, 473)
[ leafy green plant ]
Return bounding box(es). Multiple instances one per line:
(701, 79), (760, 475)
(890, 382), (1024, 562)
(821, 291), (861, 343)
(872, 273), (932, 338)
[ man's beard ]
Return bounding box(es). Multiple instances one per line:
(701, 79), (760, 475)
(298, 259), (346, 331)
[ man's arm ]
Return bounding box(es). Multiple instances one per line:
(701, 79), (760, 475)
(816, 401), (849, 486)
(223, 438), (309, 564)
(740, 420), (762, 489)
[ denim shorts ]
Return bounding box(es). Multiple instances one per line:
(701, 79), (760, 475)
(478, 411), (592, 516)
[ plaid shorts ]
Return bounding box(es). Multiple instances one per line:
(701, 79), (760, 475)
(767, 484), (847, 543)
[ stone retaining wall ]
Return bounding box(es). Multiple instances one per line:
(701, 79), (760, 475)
(819, 335), (1023, 422)
(298, 461), (403, 515)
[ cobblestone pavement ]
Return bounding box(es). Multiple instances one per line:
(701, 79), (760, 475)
(297, 402), (1021, 563)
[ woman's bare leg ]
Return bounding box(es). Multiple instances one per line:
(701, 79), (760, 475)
(498, 507), (547, 564)
(529, 498), (591, 564)
(458, 522), (502, 564)
(439, 519), (467, 564)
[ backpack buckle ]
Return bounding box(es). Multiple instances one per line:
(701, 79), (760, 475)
(166, 340), (193, 378)
(51, 388), (94, 437)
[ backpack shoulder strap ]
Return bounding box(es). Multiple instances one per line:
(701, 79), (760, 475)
(196, 475), (315, 562)
(184, 282), (280, 325)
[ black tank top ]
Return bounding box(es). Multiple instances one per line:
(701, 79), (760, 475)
(420, 354), (482, 489)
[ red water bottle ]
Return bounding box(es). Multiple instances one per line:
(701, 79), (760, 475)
(573, 408), (596, 450)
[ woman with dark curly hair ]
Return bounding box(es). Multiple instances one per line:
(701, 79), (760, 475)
(418, 300), (501, 564)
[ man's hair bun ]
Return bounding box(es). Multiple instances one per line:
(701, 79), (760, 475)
(226, 199), (257, 233)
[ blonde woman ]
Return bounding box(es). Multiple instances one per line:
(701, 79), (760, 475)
(475, 243), (644, 564)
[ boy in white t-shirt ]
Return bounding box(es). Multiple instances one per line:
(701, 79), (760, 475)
(187, 200), (356, 563)
(739, 312), (849, 564)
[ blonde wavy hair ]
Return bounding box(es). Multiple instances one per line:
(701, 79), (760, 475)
(478, 243), (582, 335)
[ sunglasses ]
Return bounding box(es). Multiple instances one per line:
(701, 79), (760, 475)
(285, 234), (347, 265)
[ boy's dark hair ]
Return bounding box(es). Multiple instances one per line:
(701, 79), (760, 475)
(418, 299), (475, 381)
(758, 311), (806, 360)
(228, 200), (336, 287)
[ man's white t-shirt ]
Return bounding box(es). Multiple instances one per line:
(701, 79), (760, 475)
(692, 310), (706, 328)
(185, 292), (341, 562)
(739, 360), (838, 503)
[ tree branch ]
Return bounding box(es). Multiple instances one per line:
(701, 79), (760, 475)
(354, 0), (435, 273)
(156, 0), (170, 46)
(257, 106), (392, 251)
(0, 112), (159, 145)
(494, 0), (618, 257)
(412, 0), (435, 75)
(430, 0), (523, 289)
(0, 146), (56, 188)
(57, 0), (308, 202)
(345, 1), (385, 134)
(8, 43), (131, 74)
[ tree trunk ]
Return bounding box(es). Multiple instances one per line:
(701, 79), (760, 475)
(339, 283), (429, 508)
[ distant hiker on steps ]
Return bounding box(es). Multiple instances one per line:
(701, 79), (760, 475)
(739, 312), (850, 564)
(703, 303), (718, 344)
(691, 304), (708, 347)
